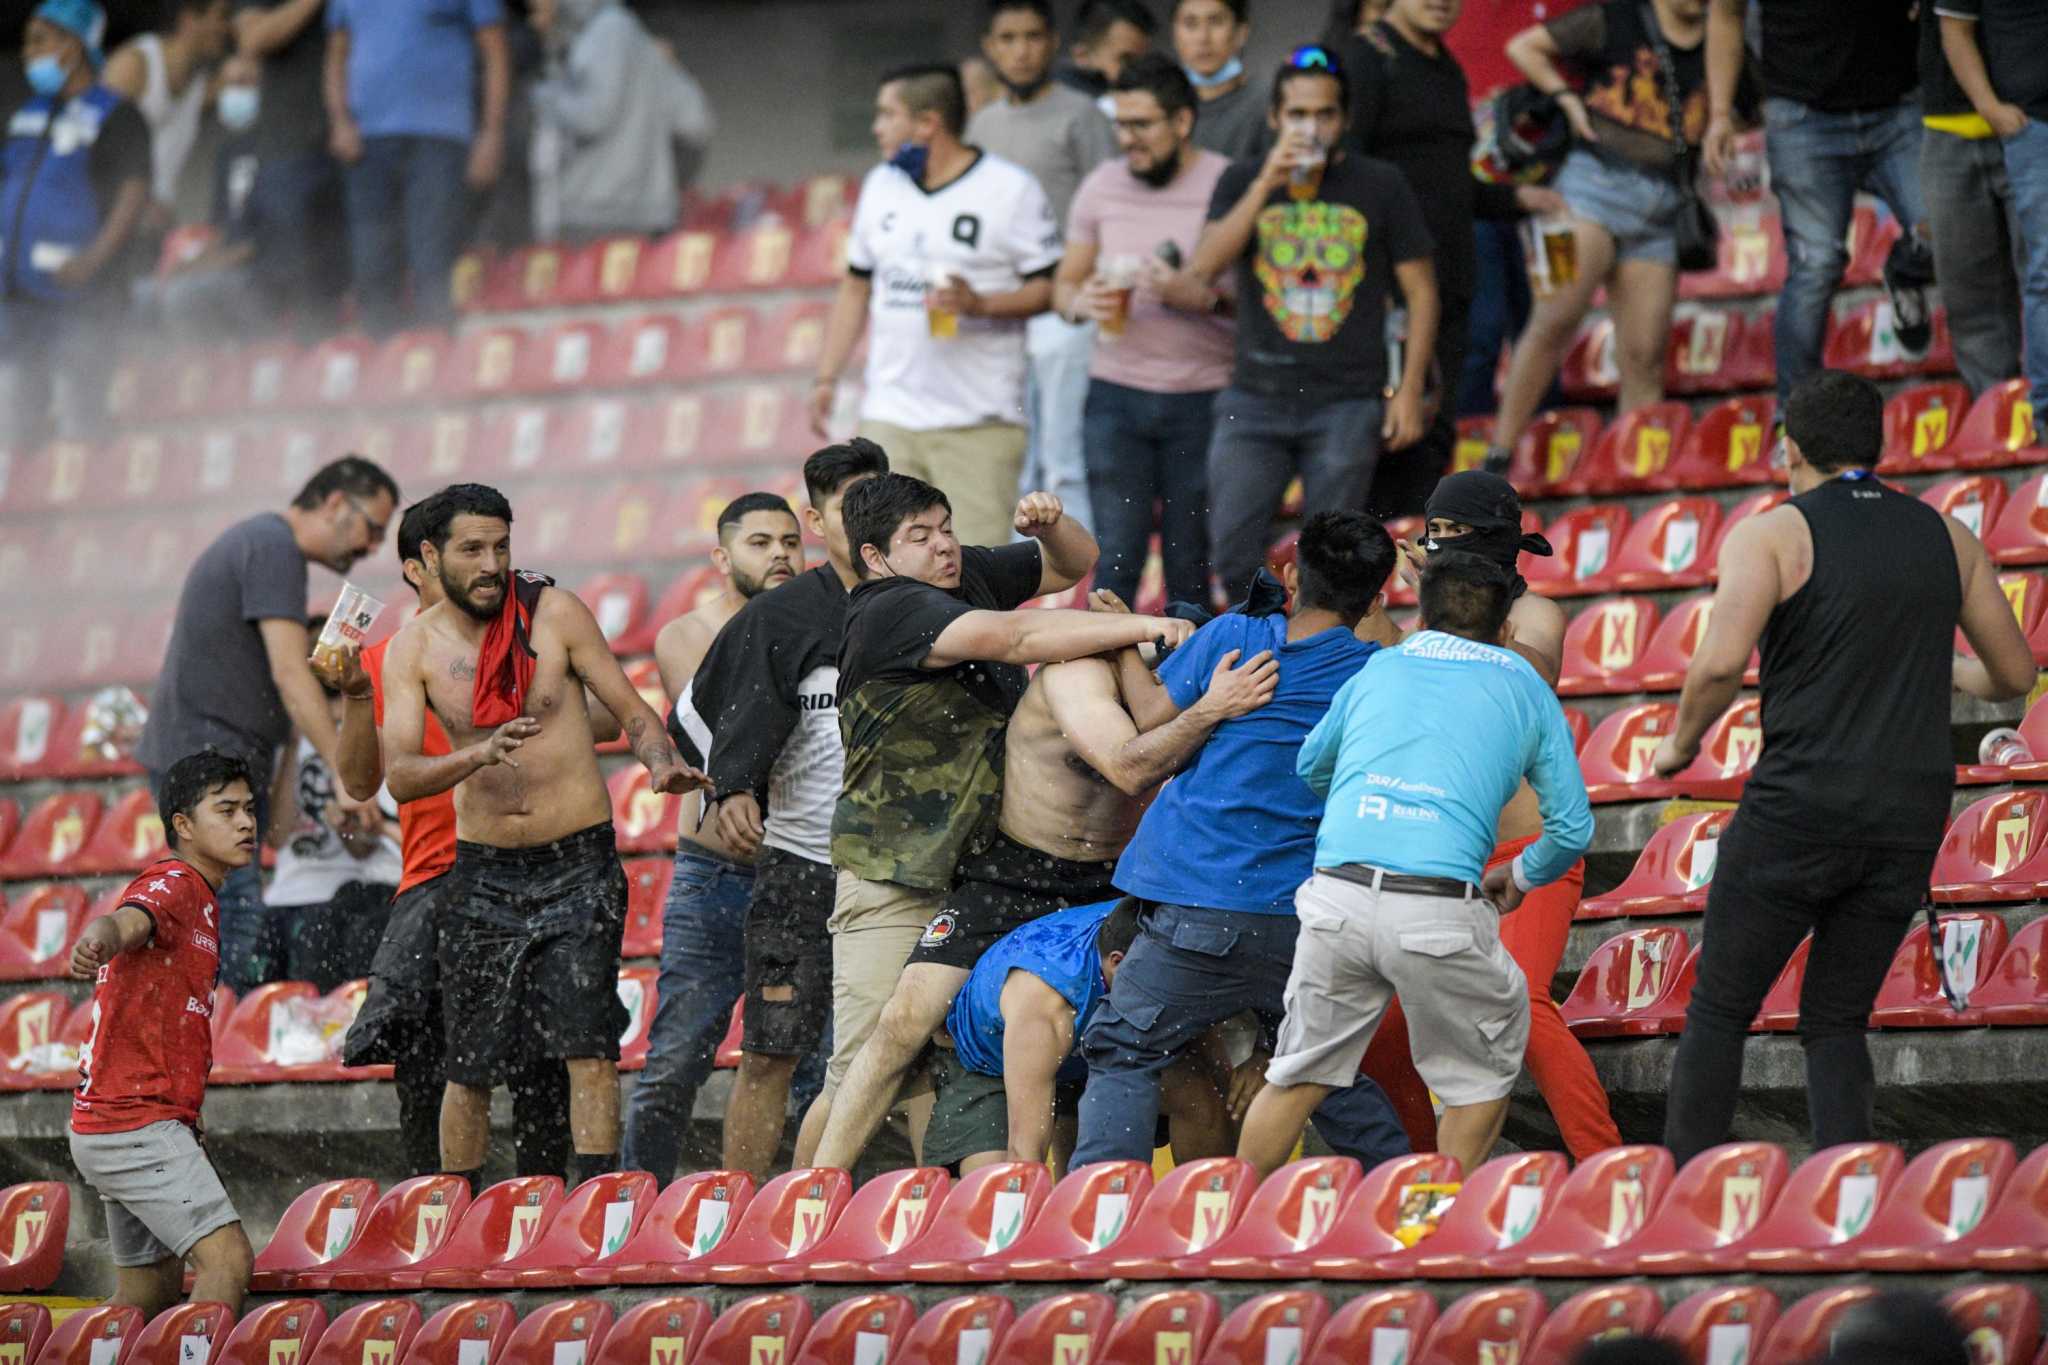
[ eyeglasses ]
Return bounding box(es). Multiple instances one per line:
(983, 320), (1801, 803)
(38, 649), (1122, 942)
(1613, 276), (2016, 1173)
(1113, 115), (1169, 133)
(1286, 43), (1338, 71)
(344, 495), (389, 542)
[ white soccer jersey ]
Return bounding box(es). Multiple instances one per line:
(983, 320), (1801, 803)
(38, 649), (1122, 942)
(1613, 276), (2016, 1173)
(845, 152), (1063, 431)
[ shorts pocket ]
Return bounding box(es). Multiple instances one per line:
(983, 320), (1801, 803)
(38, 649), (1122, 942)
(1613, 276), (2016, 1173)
(1097, 973), (1168, 1035)
(1476, 1008), (1527, 1070)
(1398, 928), (1476, 959)
(1170, 917), (1240, 958)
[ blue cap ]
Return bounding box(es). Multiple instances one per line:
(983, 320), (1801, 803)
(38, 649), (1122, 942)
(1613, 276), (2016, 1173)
(32, 0), (107, 69)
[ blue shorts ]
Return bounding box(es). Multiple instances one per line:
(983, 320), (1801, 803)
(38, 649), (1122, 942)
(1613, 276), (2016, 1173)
(1553, 148), (1685, 266)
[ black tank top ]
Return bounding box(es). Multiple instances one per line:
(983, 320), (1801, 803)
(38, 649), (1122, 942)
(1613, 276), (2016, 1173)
(1740, 475), (1961, 848)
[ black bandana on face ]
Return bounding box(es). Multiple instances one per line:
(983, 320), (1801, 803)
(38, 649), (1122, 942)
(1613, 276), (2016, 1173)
(1422, 470), (1553, 597)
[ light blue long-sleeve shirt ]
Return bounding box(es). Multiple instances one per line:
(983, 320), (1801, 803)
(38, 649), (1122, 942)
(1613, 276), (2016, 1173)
(1297, 630), (1594, 889)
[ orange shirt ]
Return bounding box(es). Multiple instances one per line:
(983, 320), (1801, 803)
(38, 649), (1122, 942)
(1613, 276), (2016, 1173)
(364, 638), (457, 893)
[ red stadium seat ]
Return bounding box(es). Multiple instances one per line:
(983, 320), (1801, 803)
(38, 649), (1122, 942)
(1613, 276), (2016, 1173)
(363, 330), (452, 407)
(635, 229), (721, 298)
(1414, 1287), (1546, 1365)
(466, 1172), (657, 1289)
(294, 1176), (472, 1291)
(967, 1160), (1152, 1281)
(1067, 1158), (1256, 1280)
(609, 769), (679, 857)
(779, 1167), (951, 1283)
(1526, 1285), (1661, 1365)
(1986, 473), (2048, 565)
(18, 438), (96, 515)
(1956, 571), (2048, 664)
(987, 1294), (1114, 1365)
(1975, 920), (2048, 1026)
(617, 967), (658, 1071)
(1559, 314), (1617, 402)
(1306, 1290), (1437, 1365)
(36, 1307), (145, 1365)
(1557, 597), (1658, 695)
(1097, 1290), (1219, 1365)
(0, 884), (86, 982)
(211, 1300), (326, 1365)
(694, 1167), (855, 1284)
(715, 1002), (744, 1068)
(575, 1169), (755, 1286)
(1563, 706), (1592, 752)
(1944, 1285), (2041, 1365)
(1931, 791), (2048, 903)
(789, 1294), (915, 1365)
(896, 1295), (1015, 1365)
(0, 790), (101, 879)
(1665, 306), (1744, 396)
(679, 308), (755, 383)
(1956, 1143), (2048, 1274)
(1576, 702), (1679, 803)
(1686, 211), (1785, 299)
(1850, 1138), (2017, 1271)
(388, 1176), (566, 1291)
(1708, 488), (1792, 579)
(1753, 937), (1814, 1033)
(1869, 912), (2008, 1026)
(555, 236), (648, 307)
(1631, 595), (1745, 694)
(1526, 505), (1631, 597)
(1271, 1152), (1464, 1279)
(71, 788), (165, 876)
(1580, 811), (1730, 920)
(1921, 475), (2009, 544)
(1573, 403), (1695, 495)
(401, 1300), (516, 1365)
(711, 220), (799, 292)
(521, 321), (610, 394)
(867, 1161), (1054, 1283)
(0, 992), (73, 1087)
(588, 1299), (712, 1365)
(1201, 1291), (1331, 1365)
(292, 335), (377, 408)
(695, 1295), (811, 1365)
(128, 1305), (236, 1365)
(1484, 1146), (1677, 1277)
(1560, 929), (1692, 1038)
(213, 981), (374, 1084)
(1825, 297), (1927, 380)
(1406, 1153), (1572, 1279)
(621, 858), (671, 960)
(303, 1302), (420, 1365)
(1881, 381), (1970, 474)
(1756, 1285), (1877, 1365)
(0, 1181), (68, 1291)
(1740, 1142), (1905, 1273)
(595, 315), (688, 388)
(1609, 497), (1722, 592)
(497, 1301), (611, 1365)
(1664, 696), (1764, 801)
(575, 573), (649, 649)
(444, 327), (528, 401)
(1507, 408), (1603, 496)
(107, 431), (187, 507)
(249, 1179), (380, 1292)
(1654, 1286), (1780, 1365)
(482, 243), (567, 310)
(1174, 1157), (1362, 1279)
(1953, 379), (2044, 470)
(750, 299), (831, 376)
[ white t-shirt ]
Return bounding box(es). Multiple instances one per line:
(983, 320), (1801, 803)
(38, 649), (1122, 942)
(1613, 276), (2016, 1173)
(846, 151), (1063, 431)
(267, 739), (402, 907)
(761, 663), (841, 866)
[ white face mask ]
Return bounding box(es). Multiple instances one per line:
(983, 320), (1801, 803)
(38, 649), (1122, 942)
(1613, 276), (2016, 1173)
(218, 84), (259, 131)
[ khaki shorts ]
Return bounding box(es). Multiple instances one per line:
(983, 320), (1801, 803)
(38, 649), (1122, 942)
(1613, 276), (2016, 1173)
(823, 871), (946, 1096)
(1267, 872), (1530, 1106)
(856, 420), (1027, 549)
(69, 1119), (241, 1266)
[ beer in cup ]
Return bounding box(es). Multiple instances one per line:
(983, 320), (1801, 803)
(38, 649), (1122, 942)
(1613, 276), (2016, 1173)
(925, 261), (960, 340)
(1524, 216), (1579, 296)
(313, 584), (385, 672)
(1280, 113), (1326, 201)
(1098, 254), (1141, 339)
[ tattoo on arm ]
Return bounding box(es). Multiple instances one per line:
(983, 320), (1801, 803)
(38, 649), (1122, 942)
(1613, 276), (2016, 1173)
(624, 713), (680, 771)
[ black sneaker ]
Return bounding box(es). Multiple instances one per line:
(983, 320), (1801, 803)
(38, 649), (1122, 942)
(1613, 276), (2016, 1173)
(1480, 444), (1513, 476)
(1884, 234), (1936, 356)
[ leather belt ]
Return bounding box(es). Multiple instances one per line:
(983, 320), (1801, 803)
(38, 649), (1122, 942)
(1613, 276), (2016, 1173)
(1322, 862), (1479, 900)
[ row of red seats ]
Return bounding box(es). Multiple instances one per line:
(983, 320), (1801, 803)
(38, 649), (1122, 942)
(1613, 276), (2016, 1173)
(244, 1138), (2048, 1296)
(1563, 908), (2048, 1036)
(0, 789), (162, 885)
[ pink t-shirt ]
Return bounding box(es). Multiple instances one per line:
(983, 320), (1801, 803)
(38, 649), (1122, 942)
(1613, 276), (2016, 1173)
(1066, 149), (1235, 395)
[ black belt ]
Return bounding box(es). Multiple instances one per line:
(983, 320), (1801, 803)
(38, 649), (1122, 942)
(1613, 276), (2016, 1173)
(1322, 862), (1479, 901)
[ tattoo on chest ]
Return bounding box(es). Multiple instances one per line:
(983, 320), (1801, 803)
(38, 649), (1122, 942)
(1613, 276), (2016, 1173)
(449, 658), (477, 682)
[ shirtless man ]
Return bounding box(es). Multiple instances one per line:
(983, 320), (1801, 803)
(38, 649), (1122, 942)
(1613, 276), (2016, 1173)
(622, 491), (806, 1182)
(1382, 468), (1622, 1159)
(378, 482), (708, 1191)
(811, 589), (1278, 1170)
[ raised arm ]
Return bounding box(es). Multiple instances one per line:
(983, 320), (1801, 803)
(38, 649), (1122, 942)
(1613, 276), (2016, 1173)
(1015, 492), (1099, 595)
(999, 970), (1079, 1166)
(259, 619), (366, 816)
(926, 606), (1193, 670)
(314, 644), (383, 801)
(1189, 141), (1295, 283)
(1952, 518), (2038, 700)
(235, 0), (324, 58)
(556, 589), (709, 793)
(1042, 651), (1275, 796)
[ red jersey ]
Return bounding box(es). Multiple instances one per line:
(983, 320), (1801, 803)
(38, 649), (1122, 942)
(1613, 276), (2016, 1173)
(71, 859), (222, 1134)
(365, 637), (457, 892)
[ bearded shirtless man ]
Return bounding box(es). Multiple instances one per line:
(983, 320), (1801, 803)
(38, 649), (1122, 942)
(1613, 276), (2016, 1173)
(810, 590), (1278, 1170)
(379, 483), (707, 1189)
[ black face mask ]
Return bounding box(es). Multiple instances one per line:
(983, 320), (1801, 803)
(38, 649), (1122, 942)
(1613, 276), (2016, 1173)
(1422, 470), (1552, 596)
(997, 70), (1052, 100)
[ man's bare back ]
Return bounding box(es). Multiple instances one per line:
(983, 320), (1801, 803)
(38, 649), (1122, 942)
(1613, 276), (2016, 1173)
(1001, 662), (1148, 863)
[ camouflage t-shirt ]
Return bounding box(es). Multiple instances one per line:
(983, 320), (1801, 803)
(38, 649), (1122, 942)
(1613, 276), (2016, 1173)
(833, 543), (1045, 890)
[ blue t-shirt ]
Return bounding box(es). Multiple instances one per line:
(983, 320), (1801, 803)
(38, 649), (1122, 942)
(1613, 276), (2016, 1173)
(1300, 630), (1595, 887)
(329, 0), (506, 143)
(1114, 614), (1382, 914)
(947, 901), (1117, 1080)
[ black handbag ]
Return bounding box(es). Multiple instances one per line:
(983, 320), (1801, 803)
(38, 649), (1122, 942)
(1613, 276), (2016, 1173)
(1642, 3), (1720, 273)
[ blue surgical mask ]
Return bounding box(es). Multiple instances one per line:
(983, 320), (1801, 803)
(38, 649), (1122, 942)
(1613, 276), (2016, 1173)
(218, 85), (259, 131)
(1185, 55), (1243, 90)
(888, 140), (929, 182)
(25, 54), (68, 98)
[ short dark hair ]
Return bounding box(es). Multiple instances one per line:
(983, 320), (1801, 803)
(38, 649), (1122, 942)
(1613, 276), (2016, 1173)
(292, 456), (399, 513)
(419, 483), (515, 552)
(1112, 49), (1196, 119)
(1419, 551), (1514, 642)
(1076, 0), (1158, 43)
(882, 63), (968, 137)
(394, 492), (445, 586)
(843, 472), (951, 580)
(158, 750), (253, 851)
(1174, 0), (1249, 21)
(1096, 898), (1143, 960)
(1785, 369), (1884, 472)
(717, 492), (797, 543)
(985, 0), (1054, 30)
(1271, 46), (1348, 113)
(1295, 510), (1394, 621)
(1567, 1338), (1690, 1365)
(804, 437), (891, 505)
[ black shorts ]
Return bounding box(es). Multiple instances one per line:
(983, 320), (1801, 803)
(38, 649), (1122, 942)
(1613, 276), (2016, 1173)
(439, 823), (629, 1087)
(740, 848), (836, 1057)
(340, 874), (443, 1068)
(907, 830), (1120, 971)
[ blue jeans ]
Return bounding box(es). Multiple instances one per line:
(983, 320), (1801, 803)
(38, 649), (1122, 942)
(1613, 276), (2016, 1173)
(342, 135), (470, 335)
(1082, 379), (1216, 607)
(1764, 96), (1926, 404)
(2002, 119), (2048, 419)
(245, 149), (346, 337)
(1924, 128), (2024, 397)
(1022, 313), (1097, 533)
(213, 865), (280, 994)
(1205, 387), (1385, 602)
(1073, 902), (1409, 1170)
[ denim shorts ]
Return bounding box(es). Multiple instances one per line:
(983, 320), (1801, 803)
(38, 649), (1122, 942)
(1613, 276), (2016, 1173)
(1553, 148), (1685, 266)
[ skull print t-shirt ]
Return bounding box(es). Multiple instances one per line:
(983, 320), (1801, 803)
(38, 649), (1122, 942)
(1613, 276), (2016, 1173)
(1206, 150), (1432, 402)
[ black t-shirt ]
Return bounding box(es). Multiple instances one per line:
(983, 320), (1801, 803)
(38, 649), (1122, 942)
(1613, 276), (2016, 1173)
(1755, 0), (1917, 113)
(1205, 150), (1433, 401)
(88, 99), (152, 209)
(1919, 0), (1973, 120)
(1936, 0), (2048, 124)
(1546, 1), (1709, 174)
(839, 542), (1044, 711)
(234, 0), (328, 156)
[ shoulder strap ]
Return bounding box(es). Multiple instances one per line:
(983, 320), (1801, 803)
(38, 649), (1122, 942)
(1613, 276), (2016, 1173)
(1639, 3), (1691, 159)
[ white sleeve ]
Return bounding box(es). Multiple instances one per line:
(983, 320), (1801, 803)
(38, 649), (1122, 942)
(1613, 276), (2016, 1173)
(845, 169), (887, 274)
(1002, 171), (1064, 278)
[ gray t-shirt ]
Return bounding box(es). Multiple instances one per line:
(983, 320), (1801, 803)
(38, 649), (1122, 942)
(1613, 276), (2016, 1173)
(1192, 81), (1269, 161)
(138, 513), (309, 778)
(966, 83), (1117, 225)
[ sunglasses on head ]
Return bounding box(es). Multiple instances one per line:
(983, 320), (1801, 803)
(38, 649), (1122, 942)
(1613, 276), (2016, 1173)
(1286, 43), (1337, 71)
